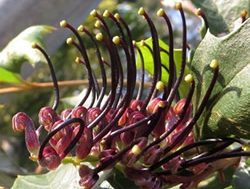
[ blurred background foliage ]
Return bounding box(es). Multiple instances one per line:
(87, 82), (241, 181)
(0, 0), (204, 188)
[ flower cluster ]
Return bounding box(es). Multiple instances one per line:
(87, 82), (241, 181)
(12, 3), (250, 189)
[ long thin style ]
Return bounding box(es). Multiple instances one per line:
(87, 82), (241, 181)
(81, 28), (107, 107)
(33, 44), (60, 110)
(38, 118), (85, 160)
(134, 44), (145, 100)
(137, 79), (195, 161)
(164, 66), (219, 153)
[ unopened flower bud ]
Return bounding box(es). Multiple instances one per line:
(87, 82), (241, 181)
(146, 97), (163, 114)
(71, 106), (88, 122)
(162, 156), (183, 174)
(12, 112), (40, 155)
(125, 167), (162, 189)
(122, 137), (147, 166)
(38, 107), (59, 131)
(118, 108), (133, 126)
(49, 120), (73, 157)
(79, 165), (99, 189)
(76, 127), (93, 159)
(60, 108), (72, 120)
(152, 112), (166, 137)
(129, 111), (147, 138)
(165, 107), (179, 131)
(86, 108), (106, 136)
(54, 131), (73, 158)
(98, 148), (117, 170)
(39, 146), (61, 170)
(72, 106), (87, 118)
(129, 99), (143, 111)
(12, 112), (31, 132)
(143, 145), (163, 165)
(120, 130), (135, 145)
(50, 120), (65, 141)
(86, 107), (102, 124)
(25, 122), (40, 156)
(173, 98), (192, 118)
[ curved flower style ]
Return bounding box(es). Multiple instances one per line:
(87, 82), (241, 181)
(12, 3), (250, 189)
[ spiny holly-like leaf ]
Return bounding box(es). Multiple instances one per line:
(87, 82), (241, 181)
(191, 0), (250, 35)
(136, 38), (189, 98)
(191, 18), (250, 139)
(0, 25), (55, 83)
(11, 164), (81, 189)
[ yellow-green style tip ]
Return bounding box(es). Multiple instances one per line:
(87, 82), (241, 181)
(77, 25), (84, 32)
(29, 154), (38, 161)
(75, 57), (81, 64)
(196, 8), (202, 16)
(156, 81), (165, 91)
(242, 144), (250, 152)
(175, 2), (182, 10)
(158, 101), (166, 108)
(90, 9), (98, 17)
(95, 33), (103, 41)
(210, 59), (219, 69)
(103, 10), (110, 17)
(139, 40), (145, 47)
(60, 20), (68, 28)
(94, 20), (102, 28)
(66, 38), (74, 45)
(31, 42), (38, 49)
(157, 8), (165, 17)
(184, 74), (193, 83)
(131, 145), (141, 155)
(114, 13), (120, 20)
(138, 7), (145, 15)
(112, 36), (121, 45)
(240, 10), (248, 18)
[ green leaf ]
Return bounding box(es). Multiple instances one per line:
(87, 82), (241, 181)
(232, 160), (250, 189)
(11, 164), (81, 189)
(191, 19), (250, 138)
(0, 25), (55, 83)
(191, 0), (250, 35)
(108, 168), (138, 189)
(136, 38), (189, 98)
(198, 168), (235, 189)
(0, 67), (22, 83)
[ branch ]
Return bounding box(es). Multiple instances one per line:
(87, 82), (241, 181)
(0, 79), (151, 94)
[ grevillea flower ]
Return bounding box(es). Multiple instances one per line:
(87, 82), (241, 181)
(11, 3), (250, 189)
